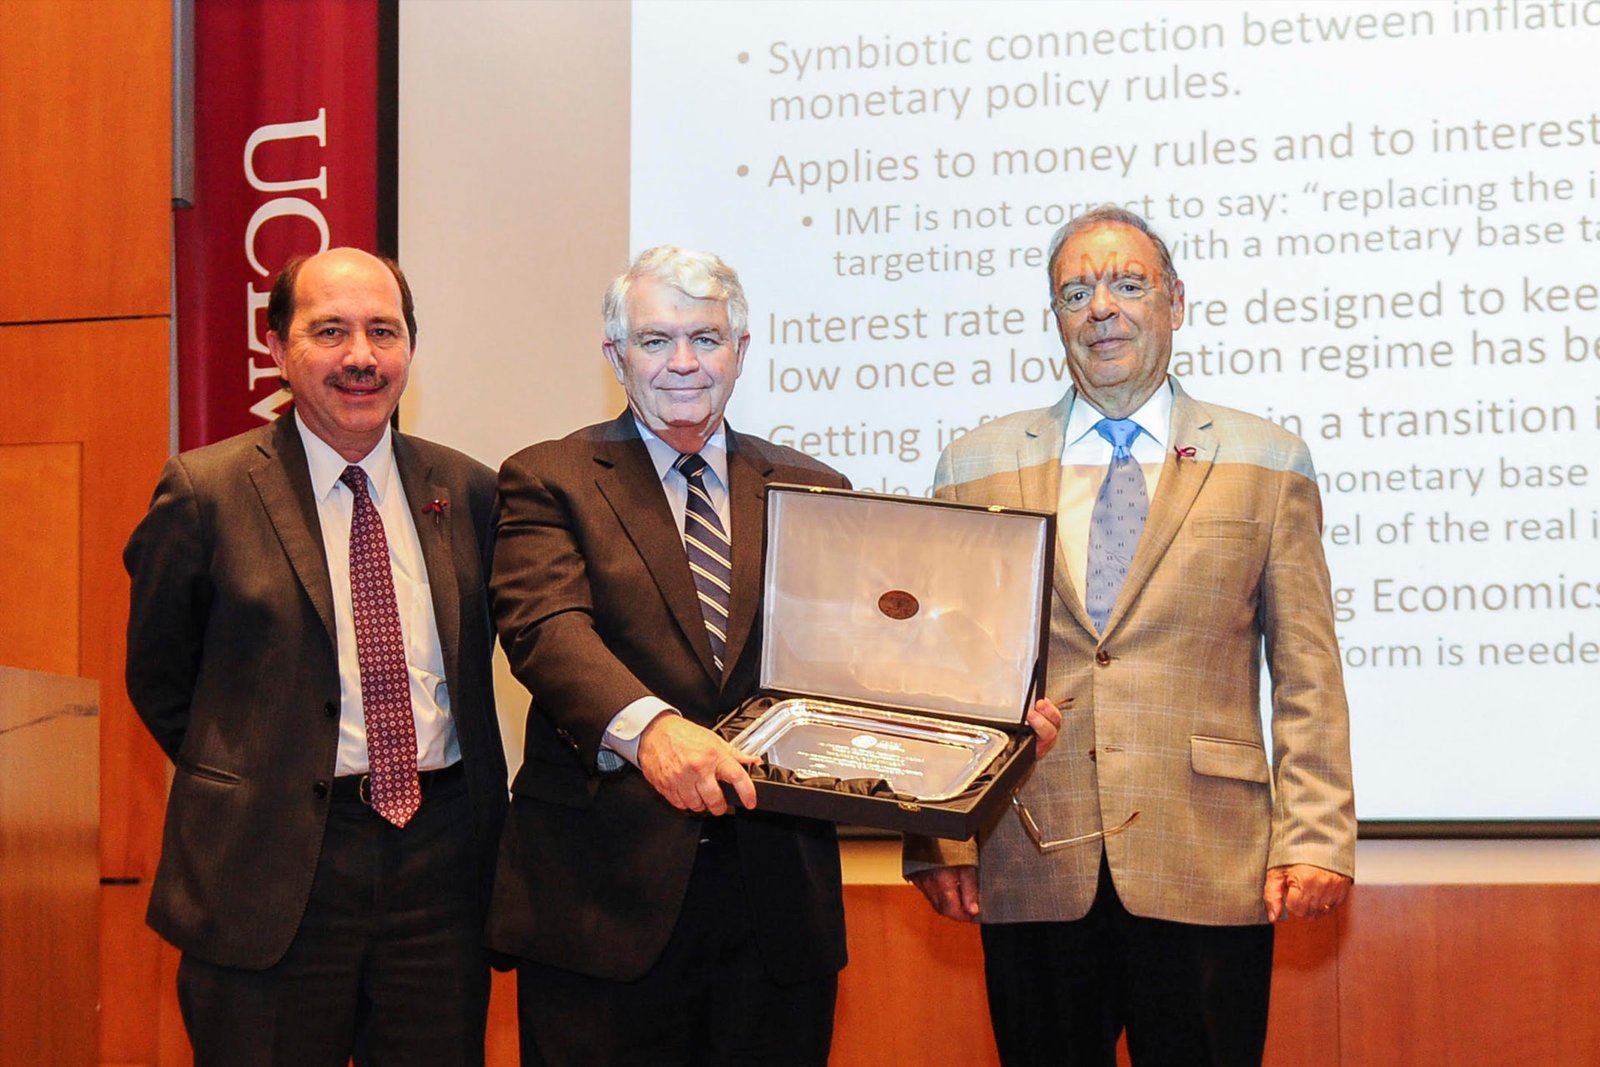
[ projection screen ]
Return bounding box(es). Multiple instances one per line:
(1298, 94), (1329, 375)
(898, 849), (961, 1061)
(398, 0), (1600, 832)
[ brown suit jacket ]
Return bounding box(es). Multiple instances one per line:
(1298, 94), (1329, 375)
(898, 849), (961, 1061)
(485, 414), (849, 982)
(907, 380), (1355, 926)
(124, 414), (506, 968)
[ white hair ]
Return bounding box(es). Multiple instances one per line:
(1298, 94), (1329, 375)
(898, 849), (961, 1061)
(602, 245), (749, 343)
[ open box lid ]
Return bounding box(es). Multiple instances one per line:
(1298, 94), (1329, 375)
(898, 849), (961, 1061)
(759, 485), (1054, 725)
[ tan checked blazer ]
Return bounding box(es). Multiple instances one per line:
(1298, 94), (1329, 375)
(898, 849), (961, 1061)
(907, 379), (1355, 926)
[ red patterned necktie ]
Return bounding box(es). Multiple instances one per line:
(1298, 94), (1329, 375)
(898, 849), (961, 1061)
(340, 465), (421, 827)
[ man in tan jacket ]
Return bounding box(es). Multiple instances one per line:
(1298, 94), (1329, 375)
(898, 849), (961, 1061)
(905, 207), (1355, 1066)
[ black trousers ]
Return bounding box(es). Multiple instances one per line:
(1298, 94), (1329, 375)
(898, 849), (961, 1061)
(176, 768), (490, 1067)
(515, 833), (837, 1067)
(981, 854), (1274, 1067)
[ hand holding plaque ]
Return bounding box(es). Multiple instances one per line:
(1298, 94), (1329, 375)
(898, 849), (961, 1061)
(639, 714), (759, 816)
(1025, 697), (1063, 760)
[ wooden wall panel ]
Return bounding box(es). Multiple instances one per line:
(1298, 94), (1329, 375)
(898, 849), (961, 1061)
(0, 443), (82, 675)
(99, 882), (171, 1066)
(822, 883), (1600, 1066)
(833, 885), (1000, 1067)
(0, 2), (174, 1058)
(1263, 905), (1342, 1064)
(1340, 885), (1600, 1067)
(829, 884), (1349, 1067)
(0, 0), (171, 322)
(0, 668), (100, 1067)
(487, 971), (518, 1067)
(0, 319), (173, 879)
(0, 318), (173, 1064)
(145, 858), (1600, 1067)
(4, 0), (195, 1063)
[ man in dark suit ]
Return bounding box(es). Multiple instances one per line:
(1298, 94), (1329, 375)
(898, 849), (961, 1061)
(124, 247), (507, 1066)
(486, 246), (847, 1065)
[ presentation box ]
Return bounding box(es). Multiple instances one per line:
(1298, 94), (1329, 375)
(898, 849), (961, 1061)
(717, 484), (1054, 840)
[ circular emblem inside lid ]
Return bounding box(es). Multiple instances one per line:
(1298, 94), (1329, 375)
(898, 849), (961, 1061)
(877, 589), (919, 620)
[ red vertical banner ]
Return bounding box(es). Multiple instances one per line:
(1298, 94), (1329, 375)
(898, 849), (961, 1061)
(175, 0), (382, 448)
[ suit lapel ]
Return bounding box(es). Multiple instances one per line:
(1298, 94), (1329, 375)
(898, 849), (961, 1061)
(1103, 379), (1216, 635)
(591, 415), (721, 680)
(395, 434), (462, 685)
(1022, 391), (1099, 636)
(721, 429), (768, 687)
(1016, 399), (1066, 512)
(249, 415), (338, 647)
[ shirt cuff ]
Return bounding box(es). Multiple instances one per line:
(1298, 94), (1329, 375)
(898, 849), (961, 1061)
(600, 696), (676, 769)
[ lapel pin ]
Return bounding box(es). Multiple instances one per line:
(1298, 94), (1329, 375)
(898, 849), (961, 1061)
(1174, 446), (1196, 460)
(423, 499), (448, 523)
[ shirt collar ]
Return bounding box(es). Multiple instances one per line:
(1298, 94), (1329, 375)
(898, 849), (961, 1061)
(1064, 377), (1173, 450)
(294, 410), (398, 504)
(634, 416), (730, 489)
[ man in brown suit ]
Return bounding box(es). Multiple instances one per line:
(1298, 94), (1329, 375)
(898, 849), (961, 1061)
(486, 246), (849, 1066)
(125, 248), (506, 1066)
(906, 208), (1356, 1066)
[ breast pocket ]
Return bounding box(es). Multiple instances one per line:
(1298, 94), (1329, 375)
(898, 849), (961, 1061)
(1192, 518), (1262, 542)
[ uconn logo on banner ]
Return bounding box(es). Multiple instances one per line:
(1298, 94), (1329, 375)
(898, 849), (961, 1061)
(243, 109), (330, 423)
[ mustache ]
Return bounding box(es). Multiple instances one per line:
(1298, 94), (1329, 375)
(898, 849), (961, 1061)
(326, 367), (389, 389)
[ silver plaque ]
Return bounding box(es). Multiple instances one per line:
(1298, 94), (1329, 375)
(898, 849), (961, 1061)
(730, 699), (1010, 802)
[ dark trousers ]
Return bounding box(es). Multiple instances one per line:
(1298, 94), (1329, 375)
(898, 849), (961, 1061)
(981, 854), (1274, 1067)
(177, 769), (489, 1067)
(515, 833), (837, 1067)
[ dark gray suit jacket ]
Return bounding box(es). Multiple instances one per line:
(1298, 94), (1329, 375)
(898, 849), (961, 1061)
(124, 413), (507, 969)
(486, 413), (849, 983)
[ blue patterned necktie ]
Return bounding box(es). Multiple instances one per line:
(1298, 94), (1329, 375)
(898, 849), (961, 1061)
(1085, 418), (1149, 634)
(340, 465), (420, 827)
(674, 453), (733, 672)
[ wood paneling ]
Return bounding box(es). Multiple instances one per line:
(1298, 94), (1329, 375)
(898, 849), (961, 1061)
(487, 970), (518, 1067)
(1264, 901), (1342, 1064)
(0, 667), (99, 1067)
(833, 885), (999, 1067)
(0, 0), (171, 322)
(99, 882), (188, 1067)
(1340, 884), (1600, 1067)
(0, 318), (173, 1064)
(0, 443), (81, 675)
(0, 319), (173, 879)
(155, 876), (1600, 1066)
(4, 1), (176, 1062)
(822, 882), (1600, 1067)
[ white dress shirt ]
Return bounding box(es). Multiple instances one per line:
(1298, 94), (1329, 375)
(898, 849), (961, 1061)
(295, 413), (460, 775)
(1057, 379), (1174, 614)
(598, 419), (733, 768)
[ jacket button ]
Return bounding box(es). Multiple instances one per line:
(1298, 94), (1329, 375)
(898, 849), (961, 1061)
(313, 780), (329, 798)
(1088, 748), (1097, 762)
(323, 700), (338, 719)
(1095, 649), (1112, 665)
